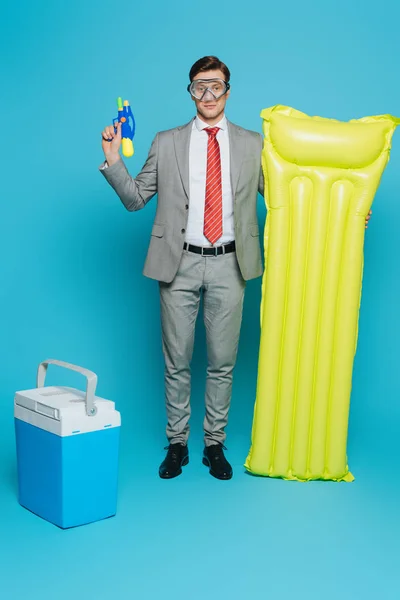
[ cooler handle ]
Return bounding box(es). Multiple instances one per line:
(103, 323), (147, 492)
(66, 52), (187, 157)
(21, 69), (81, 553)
(36, 359), (98, 417)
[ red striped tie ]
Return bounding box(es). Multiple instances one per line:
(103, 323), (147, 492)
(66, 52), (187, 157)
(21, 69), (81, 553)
(203, 127), (222, 244)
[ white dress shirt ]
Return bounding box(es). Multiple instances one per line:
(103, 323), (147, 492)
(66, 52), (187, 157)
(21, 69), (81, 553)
(187, 115), (234, 247)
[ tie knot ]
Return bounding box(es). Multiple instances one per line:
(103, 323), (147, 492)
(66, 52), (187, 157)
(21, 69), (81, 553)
(205, 127), (219, 138)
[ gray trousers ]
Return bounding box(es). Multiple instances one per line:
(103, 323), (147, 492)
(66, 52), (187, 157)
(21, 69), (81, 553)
(159, 249), (246, 447)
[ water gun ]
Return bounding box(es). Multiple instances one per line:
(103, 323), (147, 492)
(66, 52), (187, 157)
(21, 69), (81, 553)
(113, 97), (135, 157)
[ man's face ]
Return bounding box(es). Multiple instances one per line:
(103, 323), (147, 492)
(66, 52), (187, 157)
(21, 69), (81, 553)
(190, 69), (230, 123)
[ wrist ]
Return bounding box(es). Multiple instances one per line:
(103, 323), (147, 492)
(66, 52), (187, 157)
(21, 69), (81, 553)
(105, 153), (121, 167)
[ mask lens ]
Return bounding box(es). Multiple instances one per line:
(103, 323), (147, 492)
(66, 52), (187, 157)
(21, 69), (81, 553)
(190, 79), (227, 100)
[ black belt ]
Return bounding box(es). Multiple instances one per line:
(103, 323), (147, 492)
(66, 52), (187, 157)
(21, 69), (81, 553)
(183, 241), (236, 256)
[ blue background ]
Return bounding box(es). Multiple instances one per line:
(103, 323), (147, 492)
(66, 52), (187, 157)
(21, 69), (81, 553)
(1, 0), (399, 598)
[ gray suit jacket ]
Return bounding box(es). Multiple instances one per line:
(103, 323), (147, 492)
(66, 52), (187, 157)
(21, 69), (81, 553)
(100, 118), (265, 283)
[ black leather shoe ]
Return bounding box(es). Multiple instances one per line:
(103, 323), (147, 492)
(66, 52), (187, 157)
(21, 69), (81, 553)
(203, 444), (233, 480)
(159, 443), (189, 479)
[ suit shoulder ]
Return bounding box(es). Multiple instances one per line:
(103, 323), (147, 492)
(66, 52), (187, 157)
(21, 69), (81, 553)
(229, 122), (263, 149)
(157, 120), (194, 138)
(229, 121), (261, 138)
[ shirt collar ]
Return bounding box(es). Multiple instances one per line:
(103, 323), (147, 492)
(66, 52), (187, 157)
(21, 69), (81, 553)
(194, 114), (227, 132)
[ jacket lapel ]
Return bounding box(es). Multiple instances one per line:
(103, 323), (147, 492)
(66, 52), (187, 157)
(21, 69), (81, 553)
(173, 120), (193, 200)
(227, 120), (245, 195)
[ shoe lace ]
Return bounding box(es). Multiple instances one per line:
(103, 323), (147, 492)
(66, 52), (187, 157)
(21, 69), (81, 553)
(164, 444), (184, 461)
(208, 443), (228, 459)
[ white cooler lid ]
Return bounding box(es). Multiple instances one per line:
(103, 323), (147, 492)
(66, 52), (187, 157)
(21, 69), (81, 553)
(15, 386), (116, 420)
(14, 360), (121, 437)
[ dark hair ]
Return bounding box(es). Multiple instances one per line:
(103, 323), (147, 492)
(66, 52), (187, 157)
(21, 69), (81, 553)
(189, 56), (231, 82)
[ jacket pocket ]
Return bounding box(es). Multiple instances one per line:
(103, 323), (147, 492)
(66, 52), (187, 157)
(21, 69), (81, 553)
(151, 223), (164, 238)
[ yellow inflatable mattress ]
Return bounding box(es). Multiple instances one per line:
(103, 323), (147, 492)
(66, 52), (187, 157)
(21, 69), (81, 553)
(245, 106), (398, 481)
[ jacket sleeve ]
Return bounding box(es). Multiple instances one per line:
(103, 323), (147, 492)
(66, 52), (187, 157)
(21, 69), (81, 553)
(99, 134), (159, 211)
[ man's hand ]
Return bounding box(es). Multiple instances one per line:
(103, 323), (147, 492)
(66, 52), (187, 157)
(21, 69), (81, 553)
(101, 121), (122, 166)
(365, 209), (372, 229)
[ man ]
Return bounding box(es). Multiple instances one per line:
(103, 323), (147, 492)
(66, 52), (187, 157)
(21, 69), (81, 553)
(99, 56), (371, 481)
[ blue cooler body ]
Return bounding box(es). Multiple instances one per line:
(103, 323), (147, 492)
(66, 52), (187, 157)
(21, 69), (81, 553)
(14, 359), (121, 529)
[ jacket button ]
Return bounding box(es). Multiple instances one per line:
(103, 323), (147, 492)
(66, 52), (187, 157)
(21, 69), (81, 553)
(185, 204), (189, 210)
(181, 228), (186, 234)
